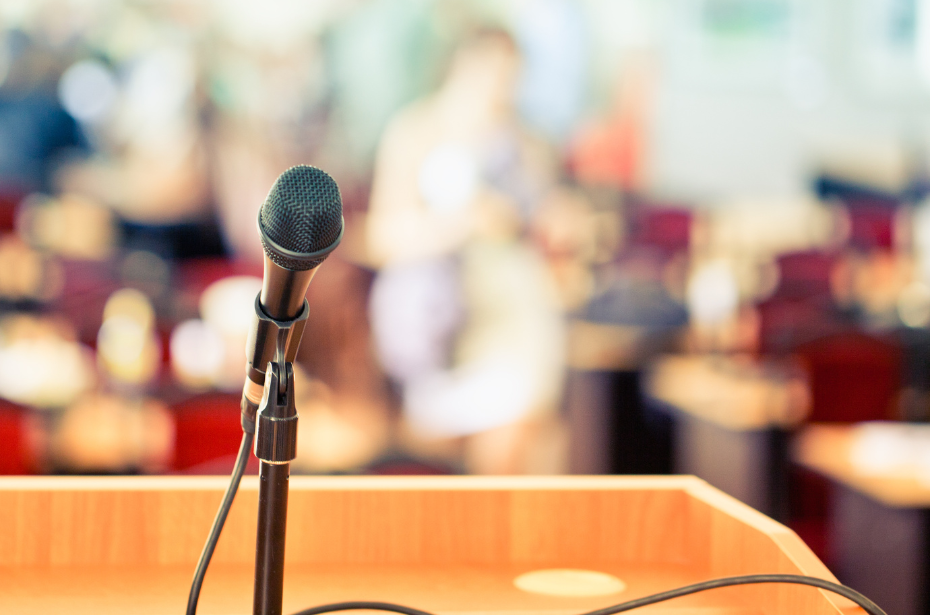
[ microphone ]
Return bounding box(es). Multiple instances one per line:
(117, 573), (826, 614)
(241, 165), (343, 425)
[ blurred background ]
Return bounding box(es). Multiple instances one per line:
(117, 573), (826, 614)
(3, 0), (930, 605)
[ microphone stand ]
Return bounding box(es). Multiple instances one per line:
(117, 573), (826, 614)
(252, 321), (301, 615)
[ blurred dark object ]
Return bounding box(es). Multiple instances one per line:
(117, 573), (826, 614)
(788, 467), (833, 565)
(0, 93), (85, 195)
(0, 400), (35, 474)
(567, 200), (689, 476)
(584, 276), (688, 330)
(773, 250), (837, 300)
(0, 191), (20, 232)
(787, 330), (902, 567)
(624, 198), (692, 256)
(814, 175), (900, 250)
(174, 257), (263, 297)
(898, 327), (930, 422)
(0, 28), (87, 201)
(848, 207), (896, 251)
(119, 216), (228, 261)
(815, 175), (900, 208)
(53, 260), (120, 345)
(172, 392), (257, 474)
(566, 369), (673, 474)
(794, 331), (901, 423)
(584, 199), (691, 329)
(756, 250), (845, 353)
(363, 453), (455, 475)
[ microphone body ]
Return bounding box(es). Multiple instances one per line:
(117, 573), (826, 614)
(241, 166), (344, 425)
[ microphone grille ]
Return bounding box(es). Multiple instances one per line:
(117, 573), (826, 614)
(259, 165), (343, 271)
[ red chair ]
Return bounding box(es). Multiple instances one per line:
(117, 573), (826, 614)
(755, 251), (843, 353)
(626, 202), (692, 256)
(788, 331), (901, 566)
(171, 393), (258, 474)
(774, 251), (836, 299)
(793, 331), (900, 423)
(0, 400), (35, 474)
(847, 205), (896, 251)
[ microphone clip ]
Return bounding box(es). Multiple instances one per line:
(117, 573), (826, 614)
(254, 361), (298, 464)
(245, 294), (310, 387)
(241, 295), (310, 434)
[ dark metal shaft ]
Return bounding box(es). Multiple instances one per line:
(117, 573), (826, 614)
(254, 461), (291, 615)
(260, 254), (318, 320)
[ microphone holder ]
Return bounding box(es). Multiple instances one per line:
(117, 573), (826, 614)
(252, 317), (301, 615)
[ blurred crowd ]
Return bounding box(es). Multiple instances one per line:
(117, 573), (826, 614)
(1, 0), (930, 507)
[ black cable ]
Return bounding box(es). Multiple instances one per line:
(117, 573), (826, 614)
(289, 573), (886, 615)
(578, 574), (886, 615)
(186, 431), (254, 615)
(292, 601), (437, 615)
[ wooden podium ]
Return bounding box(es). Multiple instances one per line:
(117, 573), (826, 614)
(0, 475), (860, 614)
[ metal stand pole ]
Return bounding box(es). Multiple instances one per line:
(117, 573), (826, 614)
(252, 361), (298, 615)
(254, 461), (290, 615)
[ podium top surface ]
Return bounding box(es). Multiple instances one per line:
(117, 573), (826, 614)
(0, 475), (858, 615)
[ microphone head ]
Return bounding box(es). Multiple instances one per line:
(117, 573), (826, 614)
(258, 165), (344, 271)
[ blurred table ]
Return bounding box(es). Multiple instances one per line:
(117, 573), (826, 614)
(793, 424), (930, 615)
(646, 354), (807, 519)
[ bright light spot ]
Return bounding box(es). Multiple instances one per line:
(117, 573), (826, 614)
(687, 261), (740, 326)
(418, 143), (479, 214)
(103, 288), (155, 331)
(98, 288), (160, 385)
(899, 282), (930, 328)
(170, 319), (226, 384)
(0, 338), (94, 408)
(849, 422), (930, 486)
(58, 60), (118, 124)
(514, 569), (626, 597)
(200, 276), (263, 336)
(913, 201), (930, 281)
(404, 355), (535, 437)
(98, 316), (147, 365)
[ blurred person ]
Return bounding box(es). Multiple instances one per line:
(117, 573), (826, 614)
(56, 40), (211, 225)
(366, 27), (566, 474)
(0, 28), (86, 201)
(570, 52), (656, 191)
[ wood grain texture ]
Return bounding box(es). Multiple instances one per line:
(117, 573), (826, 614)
(0, 475), (862, 614)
